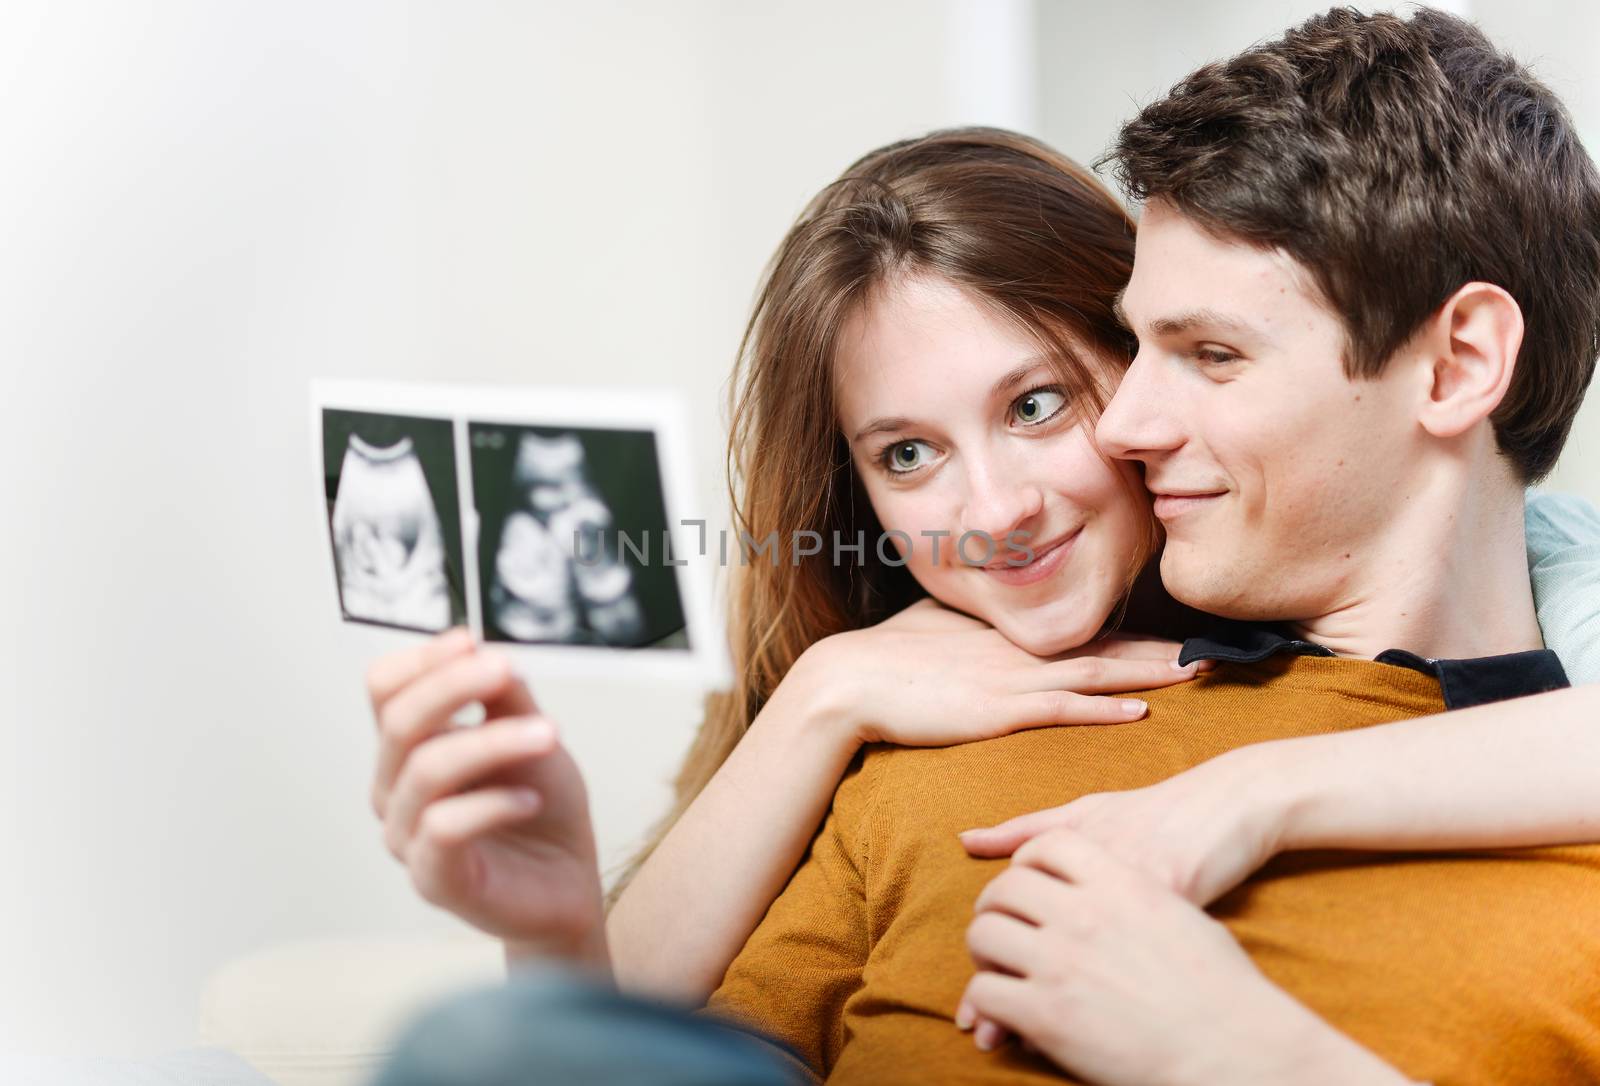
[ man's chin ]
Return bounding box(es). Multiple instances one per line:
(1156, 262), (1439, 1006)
(1158, 546), (1258, 619)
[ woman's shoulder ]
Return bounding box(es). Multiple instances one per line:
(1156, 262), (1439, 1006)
(1524, 489), (1600, 686)
(1526, 489), (1600, 556)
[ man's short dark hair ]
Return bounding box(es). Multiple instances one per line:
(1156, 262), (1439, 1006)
(1107, 5), (1600, 481)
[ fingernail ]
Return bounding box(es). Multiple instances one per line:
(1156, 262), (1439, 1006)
(1121, 699), (1147, 718)
(517, 719), (554, 743)
(975, 1020), (1002, 1051)
(954, 1002), (975, 1031)
(1195, 659), (1218, 672)
(1171, 657), (1196, 671)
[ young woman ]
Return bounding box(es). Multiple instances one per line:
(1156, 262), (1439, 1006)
(363, 128), (1600, 1074)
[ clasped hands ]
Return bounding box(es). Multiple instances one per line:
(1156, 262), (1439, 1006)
(952, 750), (1359, 1086)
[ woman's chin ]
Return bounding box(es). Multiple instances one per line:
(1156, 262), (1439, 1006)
(987, 617), (1080, 658)
(988, 600), (1108, 658)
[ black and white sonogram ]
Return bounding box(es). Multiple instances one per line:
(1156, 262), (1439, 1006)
(322, 409), (467, 633)
(469, 423), (688, 649)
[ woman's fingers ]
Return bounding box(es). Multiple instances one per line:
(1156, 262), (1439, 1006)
(403, 788), (543, 909)
(365, 627), (476, 711)
(384, 718), (560, 859)
(372, 651), (522, 814)
(1002, 689), (1149, 730)
(981, 652), (1215, 739)
(1056, 634), (1187, 663)
(1019, 654), (1204, 696)
(960, 800), (1079, 856)
(411, 785), (544, 856)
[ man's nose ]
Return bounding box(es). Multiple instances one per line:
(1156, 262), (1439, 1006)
(1095, 349), (1182, 462)
(958, 455), (1044, 552)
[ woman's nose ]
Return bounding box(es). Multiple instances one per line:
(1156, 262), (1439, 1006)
(958, 463), (1044, 552)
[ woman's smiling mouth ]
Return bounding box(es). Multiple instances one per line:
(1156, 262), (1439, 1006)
(981, 528), (1082, 587)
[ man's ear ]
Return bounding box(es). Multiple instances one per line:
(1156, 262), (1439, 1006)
(1416, 282), (1523, 439)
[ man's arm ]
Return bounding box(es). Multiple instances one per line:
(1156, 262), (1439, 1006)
(699, 748), (880, 1080)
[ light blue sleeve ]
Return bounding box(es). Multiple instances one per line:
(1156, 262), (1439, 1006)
(1525, 490), (1600, 685)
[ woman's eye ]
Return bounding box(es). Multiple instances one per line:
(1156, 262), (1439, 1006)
(1195, 347), (1241, 366)
(1012, 387), (1068, 426)
(880, 439), (935, 475)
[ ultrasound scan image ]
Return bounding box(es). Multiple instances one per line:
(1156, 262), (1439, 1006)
(469, 422), (688, 649)
(322, 409), (467, 633)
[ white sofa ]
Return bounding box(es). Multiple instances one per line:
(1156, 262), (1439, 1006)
(197, 936), (506, 1086)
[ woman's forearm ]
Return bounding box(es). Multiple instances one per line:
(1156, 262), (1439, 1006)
(604, 645), (861, 1005)
(1267, 684), (1600, 854)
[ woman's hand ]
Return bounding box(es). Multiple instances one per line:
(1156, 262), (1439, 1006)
(805, 598), (1209, 748)
(958, 829), (1413, 1085)
(957, 744), (1289, 906)
(366, 628), (609, 969)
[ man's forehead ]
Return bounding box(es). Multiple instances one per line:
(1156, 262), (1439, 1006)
(1121, 210), (1332, 332)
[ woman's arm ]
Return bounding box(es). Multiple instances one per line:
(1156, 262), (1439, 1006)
(606, 602), (1203, 1005)
(603, 643), (861, 1003)
(962, 683), (1600, 906)
(1271, 683), (1600, 853)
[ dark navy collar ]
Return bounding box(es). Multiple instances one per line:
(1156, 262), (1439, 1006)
(1176, 620), (1570, 711)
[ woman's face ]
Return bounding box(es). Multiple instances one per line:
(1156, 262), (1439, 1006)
(834, 273), (1151, 656)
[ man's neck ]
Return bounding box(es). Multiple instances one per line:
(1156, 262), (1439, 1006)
(1287, 465), (1542, 661)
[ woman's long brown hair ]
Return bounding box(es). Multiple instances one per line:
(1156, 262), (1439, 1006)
(607, 127), (1148, 903)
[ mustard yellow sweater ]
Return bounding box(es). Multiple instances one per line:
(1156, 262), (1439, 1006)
(705, 655), (1600, 1084)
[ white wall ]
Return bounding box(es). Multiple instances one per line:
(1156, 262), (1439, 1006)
(4, 0), (1596, 1061)
(0, 0), (1017, 1059)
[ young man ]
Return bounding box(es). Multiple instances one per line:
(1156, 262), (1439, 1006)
(700, 7), (1600, 1083)
(377, 8), (1600, 1085)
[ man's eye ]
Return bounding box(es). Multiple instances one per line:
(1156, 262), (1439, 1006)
(1195, 348), (1241, 366)
(880, 439), (935, 475)
(1012, 387), (1068, 426)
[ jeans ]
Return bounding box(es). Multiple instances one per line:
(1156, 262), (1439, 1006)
(372, 964), (809, 1086)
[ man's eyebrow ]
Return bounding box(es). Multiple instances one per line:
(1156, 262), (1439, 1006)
(849, 357), (1052, 444)
(1111, 291), (1257, 340)
(1144, 308), (1256, 338)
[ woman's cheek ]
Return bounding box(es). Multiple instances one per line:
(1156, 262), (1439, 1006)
(875, 491), (963, 593)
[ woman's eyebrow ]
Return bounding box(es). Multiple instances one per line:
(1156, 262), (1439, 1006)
(850, 357), (1051, 444)
(852, 415), (915, 443)
(988, 357), (1052, 400)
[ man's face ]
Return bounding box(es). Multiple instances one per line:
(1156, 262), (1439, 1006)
(1096, 200), (1421, 620)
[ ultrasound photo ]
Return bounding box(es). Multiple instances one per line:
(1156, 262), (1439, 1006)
(469, 422), (688, 649)
(321, 408), (467, 633)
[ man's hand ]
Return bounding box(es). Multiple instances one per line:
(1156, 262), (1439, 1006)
(958, 829), (1413, 1085)
(958, 744), (1289, 906)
